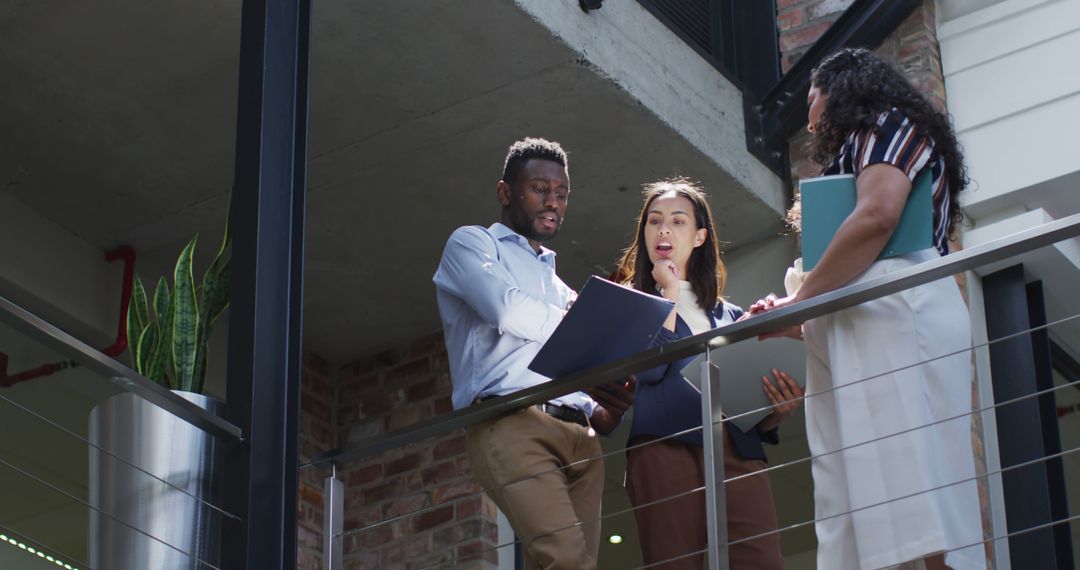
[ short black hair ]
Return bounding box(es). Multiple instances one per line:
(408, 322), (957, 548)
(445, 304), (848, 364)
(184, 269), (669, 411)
(500, 137), (568, 185)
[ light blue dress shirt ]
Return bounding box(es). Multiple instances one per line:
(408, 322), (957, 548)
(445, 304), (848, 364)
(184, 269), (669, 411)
(433, 223), (596, 415)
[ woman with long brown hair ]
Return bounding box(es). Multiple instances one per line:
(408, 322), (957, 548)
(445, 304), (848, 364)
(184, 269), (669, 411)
(609, 177), (802, 569)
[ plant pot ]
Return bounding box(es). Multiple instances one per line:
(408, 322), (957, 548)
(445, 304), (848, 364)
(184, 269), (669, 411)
(88, 391), (224, 570)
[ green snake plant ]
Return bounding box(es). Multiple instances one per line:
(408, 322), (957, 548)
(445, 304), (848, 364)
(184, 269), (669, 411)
(126, 201), (231, 394)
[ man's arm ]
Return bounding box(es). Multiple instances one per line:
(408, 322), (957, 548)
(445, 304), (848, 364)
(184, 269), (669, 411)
(434, 227), (566, 342)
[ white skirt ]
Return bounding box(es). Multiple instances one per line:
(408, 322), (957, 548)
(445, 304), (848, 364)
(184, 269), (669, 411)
(803, 249), (986, 570)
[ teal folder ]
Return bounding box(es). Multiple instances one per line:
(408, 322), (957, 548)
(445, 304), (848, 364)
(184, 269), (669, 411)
(800, 170), (932, 271)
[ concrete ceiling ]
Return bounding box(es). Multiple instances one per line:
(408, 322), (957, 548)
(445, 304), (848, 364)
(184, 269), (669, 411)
(0, 0), (784, 365)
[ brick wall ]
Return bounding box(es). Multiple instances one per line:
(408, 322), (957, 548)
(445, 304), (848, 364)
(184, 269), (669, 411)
(778, 0), (945, 187)
(298, 352), (337, 570)
(334, 332), (501, 570)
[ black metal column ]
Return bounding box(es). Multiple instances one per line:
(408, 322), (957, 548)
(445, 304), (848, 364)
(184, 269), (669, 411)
(1026, 281), (1075, 568)
(982, 265), (1059, 568)
(223, 0), (311, 566)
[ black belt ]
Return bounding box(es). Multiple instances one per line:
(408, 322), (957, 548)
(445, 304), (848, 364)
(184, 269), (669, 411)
(476, 396), (589, 428)
(536, 402), (589, 428)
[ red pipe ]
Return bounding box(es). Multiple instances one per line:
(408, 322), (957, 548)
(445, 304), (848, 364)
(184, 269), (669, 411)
(101, 245), (135, 357)
(0, 245), (135, 388)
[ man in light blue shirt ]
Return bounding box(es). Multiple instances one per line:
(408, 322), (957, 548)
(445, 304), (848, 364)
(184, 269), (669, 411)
(433, 138), (632, 570)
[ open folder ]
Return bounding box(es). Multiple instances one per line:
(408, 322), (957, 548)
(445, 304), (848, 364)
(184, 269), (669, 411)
(682, 337), (806, 432)
(528, 276), (674, 379)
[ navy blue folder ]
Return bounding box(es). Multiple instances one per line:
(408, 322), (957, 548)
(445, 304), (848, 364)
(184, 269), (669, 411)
(528, 276), (675, 379)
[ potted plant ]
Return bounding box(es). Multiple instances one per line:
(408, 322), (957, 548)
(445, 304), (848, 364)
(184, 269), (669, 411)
(89, 203), (231, 570)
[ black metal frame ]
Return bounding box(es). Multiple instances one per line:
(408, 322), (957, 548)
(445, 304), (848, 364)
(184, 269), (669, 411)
(222, 0), (311, 567)
(744, 0), (920, 178)
(982, 267), (1075, 568)
(634, 0), (921, 179)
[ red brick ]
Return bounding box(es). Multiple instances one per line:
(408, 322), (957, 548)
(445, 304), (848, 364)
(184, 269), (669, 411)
(298, 524), (321, 550)
(299, 482), (323, 506)
(777, 0), (802, 8)
(409, 331), (445, 358)
(421, 461), (457, 486)
(344, 550), (379, 570)
(383, 540), (406, 563)
(433, 480), (480, 505)
(385, 358), (431, 387)
(456, 540), (498, 565)
(406, 378), (441, 402)
(777, 7), (804, 31)
(347, 463), (383, 487)
(360, 391), (400, 418)
(779, 18), (835, 52)
(337, 403), (360, 425)
(296, 545), (321, 569)
(433, 434), (466, 460)
(455, 495), (482, 519)
(405, 533), (432, 558)
(361, 478), (401, 503)
(415, 504), (455, 531)
(806, 0), (855, 20)
(433, 396), (453, 415)
(385, 451), (423, 477)
(432, 526), (455, 550)
(338, 373), (381, 405)
(384, 492), (429, 518)
(386, 404), (431, 431)
(455, 455), (471, 474)
(374, 346), (407, 370)
(302, 395), (332, 423)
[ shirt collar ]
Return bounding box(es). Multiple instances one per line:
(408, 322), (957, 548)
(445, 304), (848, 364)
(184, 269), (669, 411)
(489, 222), (557, 261)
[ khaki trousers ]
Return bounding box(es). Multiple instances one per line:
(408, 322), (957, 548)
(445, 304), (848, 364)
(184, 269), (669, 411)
(467, 406), (604, 570)
(626, 430), (783, 570)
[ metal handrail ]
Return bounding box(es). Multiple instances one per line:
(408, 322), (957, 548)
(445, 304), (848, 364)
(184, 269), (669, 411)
(0, 295), (242, 441)
(307, 212), (1080, 467)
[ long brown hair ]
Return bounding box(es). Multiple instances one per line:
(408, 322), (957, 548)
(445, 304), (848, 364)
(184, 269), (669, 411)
(612, 178), (727, 310)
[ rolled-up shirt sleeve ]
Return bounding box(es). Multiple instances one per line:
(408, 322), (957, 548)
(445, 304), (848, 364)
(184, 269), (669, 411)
(434, 227), (565, 342)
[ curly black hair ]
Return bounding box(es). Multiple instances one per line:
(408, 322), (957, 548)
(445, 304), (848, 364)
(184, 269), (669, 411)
(500, 137), (568, 185)
(810, 48), (968, 237)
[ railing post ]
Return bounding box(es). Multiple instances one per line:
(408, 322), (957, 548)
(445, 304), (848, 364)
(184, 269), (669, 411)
(323, 464), (344, 570)
(700, 348), (729, 570)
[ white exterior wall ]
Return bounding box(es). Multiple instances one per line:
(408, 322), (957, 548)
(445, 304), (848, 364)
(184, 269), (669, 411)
(0, 191), (122, 346)
(940, 0), (1080, 221)
(939, 1), (1080, 565)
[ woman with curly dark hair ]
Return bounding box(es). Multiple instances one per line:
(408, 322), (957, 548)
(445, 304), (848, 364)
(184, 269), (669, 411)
(751, 48), (985, 570)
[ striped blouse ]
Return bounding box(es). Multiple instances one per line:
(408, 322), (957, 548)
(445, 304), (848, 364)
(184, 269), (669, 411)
(821, 108), (952, 256)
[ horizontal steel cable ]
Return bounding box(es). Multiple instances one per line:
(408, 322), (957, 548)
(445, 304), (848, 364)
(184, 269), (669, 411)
(0, 391), (240, 521)
(728, 444), (1080, 547)
(339, 312), (1077, 540)
(0, 456), (222, 570)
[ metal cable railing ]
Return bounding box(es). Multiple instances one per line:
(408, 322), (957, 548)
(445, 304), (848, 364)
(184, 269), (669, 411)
(0, 456), (223, 570)
(337, 319), (1079, 568)
(318, 213), (1080, 568)
(0, 295), (244, 568)
(0, 389), (241, 522)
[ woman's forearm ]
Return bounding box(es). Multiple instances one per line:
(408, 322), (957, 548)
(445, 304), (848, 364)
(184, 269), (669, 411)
(795, 164), (911, 301)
